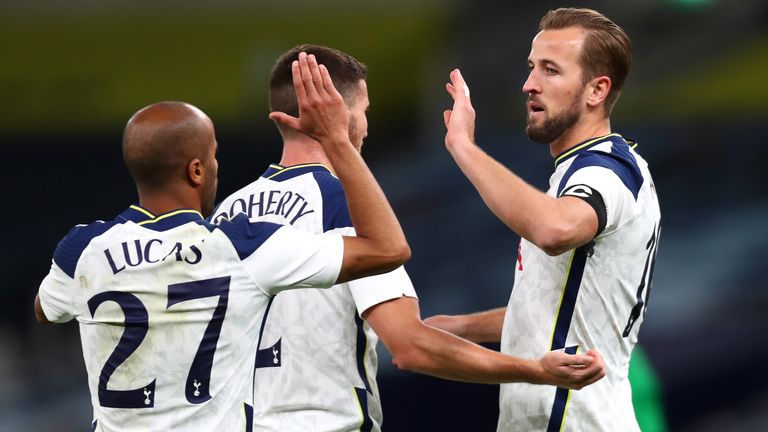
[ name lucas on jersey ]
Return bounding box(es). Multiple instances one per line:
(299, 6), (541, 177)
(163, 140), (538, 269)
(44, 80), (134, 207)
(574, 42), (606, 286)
(212, 190), (314, 225)
(104, 239), (202, 274)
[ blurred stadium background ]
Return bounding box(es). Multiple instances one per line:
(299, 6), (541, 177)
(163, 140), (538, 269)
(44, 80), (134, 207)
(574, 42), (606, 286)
(2, 0), (767, 430)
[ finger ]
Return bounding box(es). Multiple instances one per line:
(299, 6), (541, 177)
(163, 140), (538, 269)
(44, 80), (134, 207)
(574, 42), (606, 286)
(443, 110), (452, 127)
(588, 366), (607, 385)
(268, 111), (300, 131)
(559, 353), (594, 367)
(291, 60), (308, 106)
(585, 349), (604, 364)
(307, 54), (326, 97)
(319, 64), (343, 100)
(450, 69), (471, 101)
(446, 82), (456, 98)
(457, 69), (471, 98)
(298, 52), (320, 100)
(573, 356), (606, 383)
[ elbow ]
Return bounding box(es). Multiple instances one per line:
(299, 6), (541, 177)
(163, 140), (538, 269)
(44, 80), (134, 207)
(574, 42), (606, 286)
(395, 242), (412, 265)
(35, 311), (49, 324)
(384, 241), (411, 269)
(34, 296), (50, 324)
(532, 225), (575, 256)
(390, 346), (424, 372)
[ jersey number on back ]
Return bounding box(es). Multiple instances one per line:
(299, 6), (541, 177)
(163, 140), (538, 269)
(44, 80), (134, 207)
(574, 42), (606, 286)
(87, 276), (231, 409)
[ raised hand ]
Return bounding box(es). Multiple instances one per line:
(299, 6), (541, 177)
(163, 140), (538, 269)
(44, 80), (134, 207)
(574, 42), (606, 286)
(539, 349), (606, 390)
(443, 68), (477, 150)
(269, 51), (351, 146)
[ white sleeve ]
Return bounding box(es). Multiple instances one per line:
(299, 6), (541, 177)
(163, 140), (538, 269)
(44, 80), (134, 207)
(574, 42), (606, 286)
(559, 166), (633, 236)
(38, 261), (77, 323)
(348, 266), (417, 317)
(324, 226), (417, 316)
(242, 226), (343, 295)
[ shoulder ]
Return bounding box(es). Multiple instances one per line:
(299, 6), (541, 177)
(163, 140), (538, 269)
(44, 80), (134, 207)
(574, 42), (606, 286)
(200, 213), (282, 260)
(558, 141), (644, 199)
(54, 219), (120, 278)
(210, 178), (263, 223)
(311, 172), (352, 232)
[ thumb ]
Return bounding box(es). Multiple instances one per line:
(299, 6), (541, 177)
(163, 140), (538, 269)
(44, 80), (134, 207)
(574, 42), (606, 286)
(268, 112), (300, 130)
(443, 110), (452, 127)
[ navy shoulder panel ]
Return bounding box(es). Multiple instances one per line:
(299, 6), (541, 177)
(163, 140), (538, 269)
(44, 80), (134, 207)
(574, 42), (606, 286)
(313, 172), (353, 232)
(557, 143), (644, 199)
(208, 213), (282, 260)
(54, 221), (118, 278)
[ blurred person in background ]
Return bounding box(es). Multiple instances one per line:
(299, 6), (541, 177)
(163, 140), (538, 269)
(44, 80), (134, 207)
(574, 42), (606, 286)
(214, 45), (606, 432)
(427, 7), (661, 431)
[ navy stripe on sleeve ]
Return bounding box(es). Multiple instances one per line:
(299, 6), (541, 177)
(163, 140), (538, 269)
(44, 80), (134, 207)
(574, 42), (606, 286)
(208, 213), (281, 260)
(313, 172), (353, 232)
(53, 221), (117, 278)
(557, 142), (644, 200)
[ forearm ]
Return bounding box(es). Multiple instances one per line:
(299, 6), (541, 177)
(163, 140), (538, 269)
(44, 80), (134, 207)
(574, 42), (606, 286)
(448, 141), (549, 240)
(425, 307), (505, 343)
(324, 138), (408, 258)
(281, 52), (410, 280)
(371, 297), (601, 388)
(447, 141), (585, 254)
(391, 323), (543, 384)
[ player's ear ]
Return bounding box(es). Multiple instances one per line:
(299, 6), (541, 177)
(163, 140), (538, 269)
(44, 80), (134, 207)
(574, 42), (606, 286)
(187, 159), (204, 186)
(586, 76), (611, 109)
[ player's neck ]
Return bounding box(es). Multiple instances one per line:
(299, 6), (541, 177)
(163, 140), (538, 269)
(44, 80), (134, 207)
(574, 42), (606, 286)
(549, 117), (611, 158)
(137, 186), (202, 216)
(279, 137), (335, 173)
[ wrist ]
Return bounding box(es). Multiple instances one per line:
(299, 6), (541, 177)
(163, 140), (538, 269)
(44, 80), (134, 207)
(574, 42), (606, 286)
(527, 358), (547, 385)
(446, 134), (476, 156)
(320, 134), (356, 154)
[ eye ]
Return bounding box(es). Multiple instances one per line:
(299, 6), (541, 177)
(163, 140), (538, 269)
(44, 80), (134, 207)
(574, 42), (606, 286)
(545, 67), (557, 75)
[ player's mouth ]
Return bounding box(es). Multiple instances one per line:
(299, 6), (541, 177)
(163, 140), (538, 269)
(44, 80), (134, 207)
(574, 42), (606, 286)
(527, 100), (546, 118)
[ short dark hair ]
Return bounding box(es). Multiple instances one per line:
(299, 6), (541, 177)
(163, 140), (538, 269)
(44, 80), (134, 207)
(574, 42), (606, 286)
(269, 44), (367, 119)
(540, 8), (631, 114)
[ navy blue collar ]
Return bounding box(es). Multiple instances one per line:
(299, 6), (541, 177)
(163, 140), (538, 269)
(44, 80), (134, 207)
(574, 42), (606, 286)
(117, 205), (204, 231)
(261, 163), (334, 181)
(554, 133), (633, 167)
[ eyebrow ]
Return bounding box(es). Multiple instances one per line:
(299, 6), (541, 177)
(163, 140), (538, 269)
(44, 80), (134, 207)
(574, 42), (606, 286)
(529, 58), (562, 69)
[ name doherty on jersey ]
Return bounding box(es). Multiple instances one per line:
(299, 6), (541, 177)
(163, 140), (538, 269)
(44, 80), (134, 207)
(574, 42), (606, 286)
(105, 240), (203, 274)
(213, 190), (315, 225)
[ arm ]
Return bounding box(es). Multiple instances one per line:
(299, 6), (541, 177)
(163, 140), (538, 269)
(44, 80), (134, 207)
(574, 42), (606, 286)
(34, 294), (51, 324)
(423, 307), (505, 343)
(443, 69), (597, 256)
(270, 52), (410, 282)
(365, 297), (605, 389)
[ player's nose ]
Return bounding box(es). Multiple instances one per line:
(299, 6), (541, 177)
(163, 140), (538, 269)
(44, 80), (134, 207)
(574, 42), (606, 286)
(522, 71), (540, 94)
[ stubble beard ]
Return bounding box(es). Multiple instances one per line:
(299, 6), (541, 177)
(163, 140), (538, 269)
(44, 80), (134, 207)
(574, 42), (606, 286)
(525, 97), (582, 145)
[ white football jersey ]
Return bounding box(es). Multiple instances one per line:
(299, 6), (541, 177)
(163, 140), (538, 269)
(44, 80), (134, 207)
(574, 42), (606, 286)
(38, 205), (343, 432)
(498, 134), (661, 431)
(212, 163), (416, 432)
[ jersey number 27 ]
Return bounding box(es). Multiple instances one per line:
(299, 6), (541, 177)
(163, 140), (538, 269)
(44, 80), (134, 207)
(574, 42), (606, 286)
(87, 276), (230, 409)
